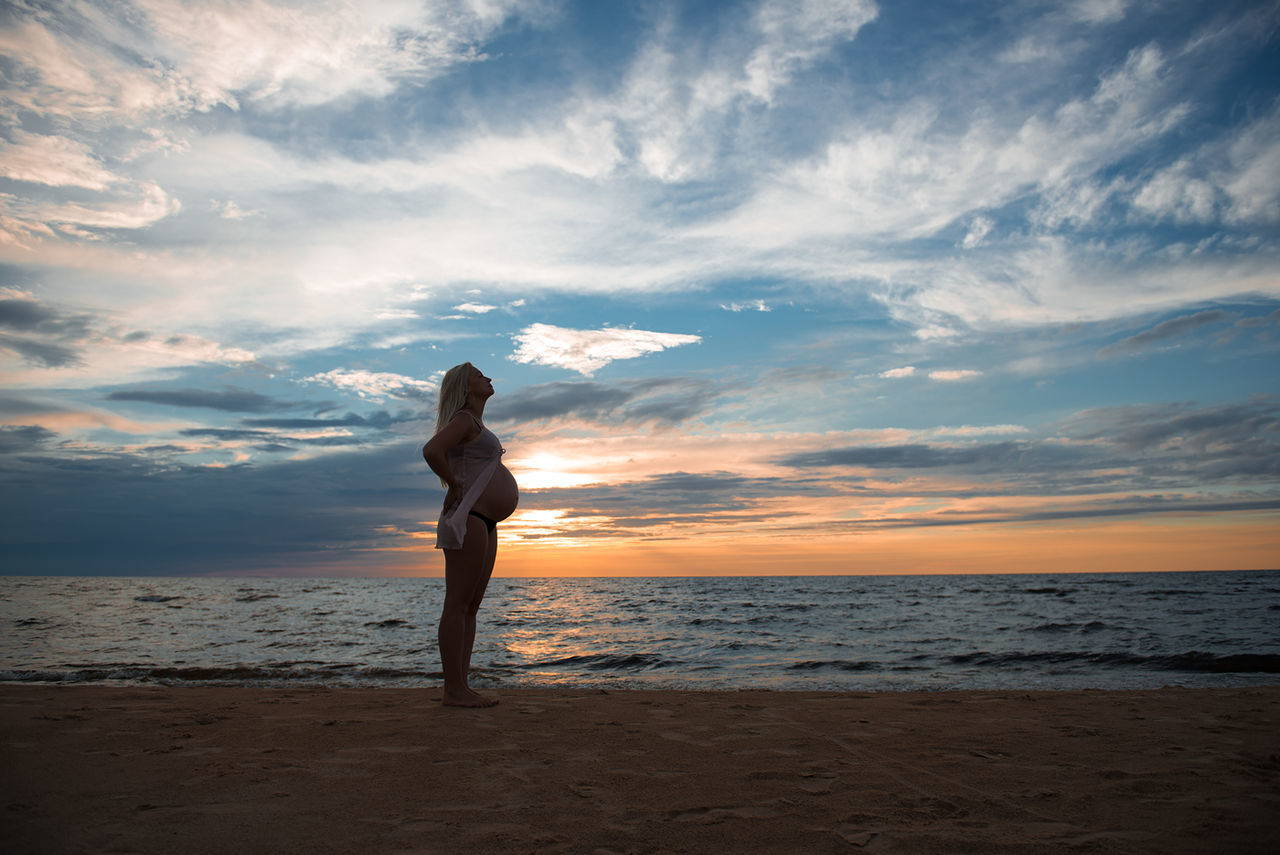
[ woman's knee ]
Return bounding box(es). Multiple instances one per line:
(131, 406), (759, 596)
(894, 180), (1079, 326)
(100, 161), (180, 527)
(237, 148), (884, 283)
(442, 586), (486, 616)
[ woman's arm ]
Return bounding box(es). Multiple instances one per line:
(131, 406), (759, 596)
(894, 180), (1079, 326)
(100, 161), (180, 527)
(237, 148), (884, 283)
(422, 412), (478, 492)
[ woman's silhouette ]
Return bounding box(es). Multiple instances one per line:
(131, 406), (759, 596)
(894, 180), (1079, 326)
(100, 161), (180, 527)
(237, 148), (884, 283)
(422, 363), (519, 707)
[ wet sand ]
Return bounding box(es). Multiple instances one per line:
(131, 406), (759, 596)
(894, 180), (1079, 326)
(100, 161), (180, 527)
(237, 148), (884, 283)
(3, 685), (1279, 853)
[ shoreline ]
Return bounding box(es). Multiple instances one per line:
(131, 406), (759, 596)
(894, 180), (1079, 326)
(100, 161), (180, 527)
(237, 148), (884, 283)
(5, 685), (1279, 853)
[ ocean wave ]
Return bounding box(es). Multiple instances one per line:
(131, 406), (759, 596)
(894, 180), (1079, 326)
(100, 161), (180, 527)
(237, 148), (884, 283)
(516, 653), (682, 671)
(945, 651), (1280, 673)
(788, 660), (878, 671)
(1026, 621), (1110, 634)
(1021, 587), (1076, 596)
(0, 664), (437, 685)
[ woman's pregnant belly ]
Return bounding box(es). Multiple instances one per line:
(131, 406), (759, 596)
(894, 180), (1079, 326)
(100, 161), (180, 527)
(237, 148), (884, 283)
(472, 463), (518, 522)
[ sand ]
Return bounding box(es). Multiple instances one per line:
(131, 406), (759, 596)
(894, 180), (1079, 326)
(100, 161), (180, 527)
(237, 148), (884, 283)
(3, 685), (1278, 854)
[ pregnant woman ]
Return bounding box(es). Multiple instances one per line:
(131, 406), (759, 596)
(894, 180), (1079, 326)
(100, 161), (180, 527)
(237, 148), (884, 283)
(422, 363), (519, 707)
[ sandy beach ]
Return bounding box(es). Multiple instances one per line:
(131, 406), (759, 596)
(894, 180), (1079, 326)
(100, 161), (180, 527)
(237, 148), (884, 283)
(3, 685), (1278, 853)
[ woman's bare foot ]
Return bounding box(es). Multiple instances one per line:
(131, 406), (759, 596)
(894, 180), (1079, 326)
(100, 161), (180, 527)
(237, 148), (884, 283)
(442, 689), (499, 708)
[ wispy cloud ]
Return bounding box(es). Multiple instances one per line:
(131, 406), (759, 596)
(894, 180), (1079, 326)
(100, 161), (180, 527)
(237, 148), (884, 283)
(0, 130), (118, 190)
(721, 300), (771, 312)
(106, 387), (306, 413)
(1097, 309), (1233, 357)
(490, 377), (720, 426)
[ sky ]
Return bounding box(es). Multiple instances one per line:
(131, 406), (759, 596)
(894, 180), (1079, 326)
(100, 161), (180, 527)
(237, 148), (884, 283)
(1, 0), (1278, 578)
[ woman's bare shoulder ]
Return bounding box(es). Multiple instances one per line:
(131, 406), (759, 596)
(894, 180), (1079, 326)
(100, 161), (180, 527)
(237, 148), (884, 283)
(426, 411), (480, 453)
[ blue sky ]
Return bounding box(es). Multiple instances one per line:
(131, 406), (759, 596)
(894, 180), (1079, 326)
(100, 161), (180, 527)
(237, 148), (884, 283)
(1, 0), (1277, 576)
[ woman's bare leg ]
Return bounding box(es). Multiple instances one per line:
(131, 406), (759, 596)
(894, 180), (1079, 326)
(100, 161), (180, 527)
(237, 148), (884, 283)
(439, 515), (497, 707)
(462, 524), (499, 674)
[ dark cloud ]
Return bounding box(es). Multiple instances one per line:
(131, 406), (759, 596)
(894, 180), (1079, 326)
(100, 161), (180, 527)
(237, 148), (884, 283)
(772, 399), (1280, 495)
(0, 296), (94, 367)
(523, 471), (837, 525)
(107, 387), (307, 413)
(0, 395), (54, 415)
(1064, 399), (1279, 454)
(489, 381), (633, 421)
(0, 299), (59, 329)
(1097, 310), (1232, 357)
(0, 425), (55, 453)
(489, 377), (719, 426)
(0, 441), (440, 575)
(778, 441), (1089, 471)
(292, 434), (383, 447)
(180, 428), (274, 440)
(0, 335), (82, 367)
(242, 410), (414, 429)
(181, 423), (403, 447)
(0, 297), (92, 336)
(811, 496), (1280, 533)
(1062, 400), (1280, 484)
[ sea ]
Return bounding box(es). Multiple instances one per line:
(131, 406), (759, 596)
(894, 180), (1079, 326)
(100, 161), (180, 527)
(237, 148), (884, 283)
(2, 571), (1278, 693)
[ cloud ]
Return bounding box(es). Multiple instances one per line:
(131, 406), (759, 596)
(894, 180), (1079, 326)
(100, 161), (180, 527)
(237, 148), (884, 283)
(600, 0), (877, 182)
(453, 302), (498, 314)
(721, 300), (771, 312)
(744, 0), (880, 103)
(492, 381), (632, 421)
(1097, 309), (1232, 356)
(771, 43), (1184, 242)
(0, 337), (82, 369)
(0, 131), (118, 190)
(0, 424), (56, 454)
(0, 312), (256, 377)
(179, 427), (374, 448)
(303, 369), (438, 401)
(241, 411), (405, 429)
(0, 0), (530, 123)
(490, 377), (718, 426)
(1062, 399), (1280, 457)
(0, 291), (93, 367)
(778, 441), (1080, 471)
(0, 441), (436, 574)
(879, 366), (916, 379)
(216, 200), (260, 220)
(1071, 0), (1128, 25)
(3, 0), (1270, 358)
(2, 179), (181, 238)
(772, 398), (1280, 490)
(1131, 159), (1217, 223)
(509, 323), (702, 376)
(929, 369), (982, 381)
(960, 216), (994, 249)
(0, 0), (536, 250)
(122, 332), (258, 365)
(0, 290), (92, 335)
(106, 387), (305, 413)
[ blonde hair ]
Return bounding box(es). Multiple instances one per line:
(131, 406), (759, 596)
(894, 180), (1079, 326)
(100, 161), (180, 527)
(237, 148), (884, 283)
(434, 362), (473, 437)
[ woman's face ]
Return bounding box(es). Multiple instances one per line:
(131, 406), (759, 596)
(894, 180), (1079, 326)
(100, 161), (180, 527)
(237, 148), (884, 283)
(468, 366), (494, 401)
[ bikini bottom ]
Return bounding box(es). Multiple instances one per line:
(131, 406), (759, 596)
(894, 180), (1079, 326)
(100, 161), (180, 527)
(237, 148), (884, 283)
(468, 510), (497, 534)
